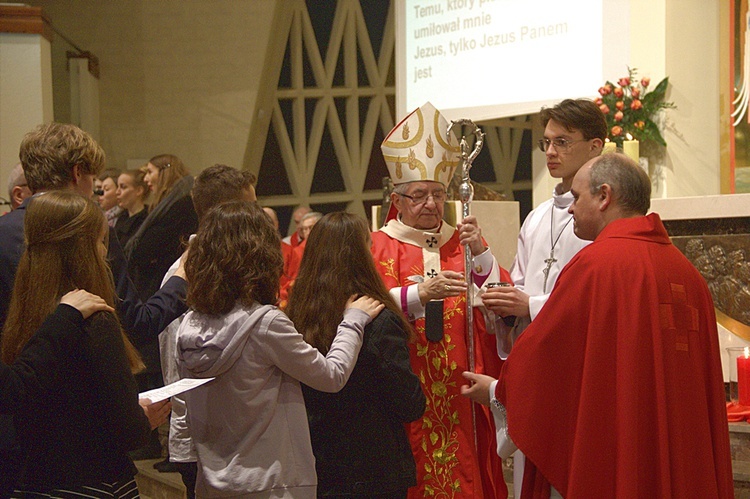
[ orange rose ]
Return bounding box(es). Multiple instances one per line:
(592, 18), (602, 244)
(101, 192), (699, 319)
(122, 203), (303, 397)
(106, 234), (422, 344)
(611, 125), (623, 136)
(630, 99), (643, 110)
(615, 101), (624, 111)
(631, 87), (641, 98)
(641, 77), (650, 88)
(635, 120), (646, 130)
(613, 87), (624, 98)
(618, 77), (630, 87)
(598, 85), (612, 96)
(594, 97), (603, 106)
(614, 111), (624, 122)
(599, 104), (610, 114)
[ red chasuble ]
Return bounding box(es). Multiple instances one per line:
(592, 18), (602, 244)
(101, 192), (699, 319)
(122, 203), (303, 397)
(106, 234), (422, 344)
(496, 214), (734, 498)
(279, 240), (305, 309)
(372, 222), (510, 499)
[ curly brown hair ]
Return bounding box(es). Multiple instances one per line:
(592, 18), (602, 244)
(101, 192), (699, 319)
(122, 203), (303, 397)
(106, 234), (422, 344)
(186, 200), (282, 315)
(2, 191), (143, 372)
(286, 212), (412, 354)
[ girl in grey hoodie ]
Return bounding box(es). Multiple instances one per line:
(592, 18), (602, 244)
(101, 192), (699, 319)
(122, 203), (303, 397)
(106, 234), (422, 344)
(176, 200), (383, 498)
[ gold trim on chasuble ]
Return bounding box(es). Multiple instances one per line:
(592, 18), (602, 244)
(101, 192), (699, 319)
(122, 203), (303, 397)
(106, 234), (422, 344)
(416, 294), (467, 497)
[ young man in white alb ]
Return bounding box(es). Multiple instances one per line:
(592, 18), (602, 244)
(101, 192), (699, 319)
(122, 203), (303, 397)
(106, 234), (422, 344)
(482, 98), (607, 497)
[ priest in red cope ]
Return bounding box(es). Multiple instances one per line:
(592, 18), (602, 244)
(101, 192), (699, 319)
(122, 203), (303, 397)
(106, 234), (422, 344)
(371, 101), (511, 498)
(461, 153), (734, 498)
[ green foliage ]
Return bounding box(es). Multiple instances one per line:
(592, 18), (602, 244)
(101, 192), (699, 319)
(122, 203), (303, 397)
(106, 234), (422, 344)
(596, 67), (675, 148)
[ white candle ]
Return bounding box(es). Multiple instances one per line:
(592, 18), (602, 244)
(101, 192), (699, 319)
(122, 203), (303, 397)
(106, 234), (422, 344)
(623, 134), (639, 163)
(602, 141), (616, 155)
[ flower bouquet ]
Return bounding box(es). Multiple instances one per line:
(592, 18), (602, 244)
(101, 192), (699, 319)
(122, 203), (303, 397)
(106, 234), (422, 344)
(595, 67), (675, 148)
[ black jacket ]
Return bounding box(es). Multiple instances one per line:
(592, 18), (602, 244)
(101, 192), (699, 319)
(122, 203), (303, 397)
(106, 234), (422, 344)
(302, 309), (426, 496)
(114, 208), (148, 249)
(126, 194), (197, 303)
(0, 196), (186, 491)
(123, 186), (197, 373)
(7, 308), (150, 489)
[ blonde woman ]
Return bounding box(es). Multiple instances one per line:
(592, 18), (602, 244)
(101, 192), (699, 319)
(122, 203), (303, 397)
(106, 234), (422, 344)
(115, 168), (149, 247)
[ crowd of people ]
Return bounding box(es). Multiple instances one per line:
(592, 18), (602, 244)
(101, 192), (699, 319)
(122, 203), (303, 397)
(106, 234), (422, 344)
(0, 98), (735, 499)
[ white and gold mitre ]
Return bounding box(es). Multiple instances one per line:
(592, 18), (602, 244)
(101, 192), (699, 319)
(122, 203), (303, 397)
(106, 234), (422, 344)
(381, 102), (460, 186)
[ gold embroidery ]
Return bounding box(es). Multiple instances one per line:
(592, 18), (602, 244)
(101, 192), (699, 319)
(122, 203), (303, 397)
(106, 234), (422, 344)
(410, 263), (423, 277)
(403, 121), (411, 140)
(433, 108), (460, 154)
(382, 151), (428, 180)
(426, 134), (434, 158)
(434, 152), (459, 182)
(416, 296), (466, 497)
(383, 108), (424, 149)
(379, 258), (398, 281)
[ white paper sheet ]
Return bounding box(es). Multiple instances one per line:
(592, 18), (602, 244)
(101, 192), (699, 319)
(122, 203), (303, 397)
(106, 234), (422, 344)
(139, 377), (215, 403)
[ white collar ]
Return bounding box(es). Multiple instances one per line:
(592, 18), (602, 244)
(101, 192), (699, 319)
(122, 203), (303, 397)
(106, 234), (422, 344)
(380, 217), (455, 249)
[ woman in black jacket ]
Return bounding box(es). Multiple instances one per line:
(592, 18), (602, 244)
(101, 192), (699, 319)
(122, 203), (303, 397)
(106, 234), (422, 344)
(286, 212), (426, 498)
(125, 154), (197, 302)
(123, 154), (197, 460)
(114, 167), (149, 248)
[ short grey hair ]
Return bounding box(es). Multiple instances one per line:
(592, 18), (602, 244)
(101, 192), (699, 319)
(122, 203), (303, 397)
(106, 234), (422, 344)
(301, 211), (323, 223)
(392, 183), (410, 195)
(7, 163), (26, 199)
(589, 153), (651, 215)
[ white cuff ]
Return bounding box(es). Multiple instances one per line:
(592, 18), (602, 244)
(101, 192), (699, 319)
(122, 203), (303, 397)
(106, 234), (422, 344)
(388, 285), (425, 321)
(528, 293), (550, 321)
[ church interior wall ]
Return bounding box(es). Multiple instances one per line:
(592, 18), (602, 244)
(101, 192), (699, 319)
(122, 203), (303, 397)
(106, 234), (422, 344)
(17, 0), (276, 175)
(2, 1), (728, 202)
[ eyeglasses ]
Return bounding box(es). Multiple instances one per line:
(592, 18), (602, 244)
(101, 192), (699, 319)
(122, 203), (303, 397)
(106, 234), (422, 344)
(398, 190), (446, 205)
(537, 137), (586, 153)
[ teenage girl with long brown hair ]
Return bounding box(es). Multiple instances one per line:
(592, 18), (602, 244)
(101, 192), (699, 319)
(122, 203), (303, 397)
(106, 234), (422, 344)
(286, 212), (426, 498)
(2, 190), (160, 497)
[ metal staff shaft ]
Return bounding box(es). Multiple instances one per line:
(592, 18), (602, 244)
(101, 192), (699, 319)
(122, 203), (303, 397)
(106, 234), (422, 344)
(447, 120), (484, 372)
(448, 119), (485, 456)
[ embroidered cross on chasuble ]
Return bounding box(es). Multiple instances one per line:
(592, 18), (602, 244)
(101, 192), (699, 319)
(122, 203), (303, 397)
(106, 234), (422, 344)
(660, 282), (699, 352)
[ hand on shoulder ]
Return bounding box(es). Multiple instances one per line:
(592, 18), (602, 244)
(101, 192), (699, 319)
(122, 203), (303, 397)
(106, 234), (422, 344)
(60, 289), (114, 319)
(345, 295), (385, 320)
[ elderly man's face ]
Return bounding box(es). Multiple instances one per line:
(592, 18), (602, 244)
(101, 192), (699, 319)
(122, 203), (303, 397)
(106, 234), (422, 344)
(392, 181), (446, 230)
(299, 216), (319, 241)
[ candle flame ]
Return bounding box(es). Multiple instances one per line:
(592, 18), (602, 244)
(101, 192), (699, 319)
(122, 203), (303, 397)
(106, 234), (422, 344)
(744, 346), (749, 358)
(626, 133), (633, 141)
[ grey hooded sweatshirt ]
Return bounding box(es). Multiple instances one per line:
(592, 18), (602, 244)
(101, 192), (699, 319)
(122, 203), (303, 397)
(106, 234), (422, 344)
(177, 302), (370, 498)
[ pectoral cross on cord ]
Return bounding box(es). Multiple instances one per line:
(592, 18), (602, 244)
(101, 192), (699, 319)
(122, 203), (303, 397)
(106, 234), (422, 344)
(543, 209), (573, 293)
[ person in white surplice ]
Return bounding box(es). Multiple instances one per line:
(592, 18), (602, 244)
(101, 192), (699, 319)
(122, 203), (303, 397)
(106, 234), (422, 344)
(481, 98), (606, 498)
